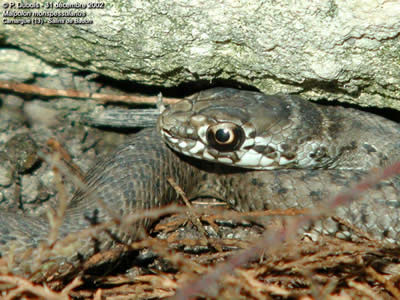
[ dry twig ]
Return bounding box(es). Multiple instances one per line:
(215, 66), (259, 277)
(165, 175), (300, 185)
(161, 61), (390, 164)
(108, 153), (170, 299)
(0, 80), (180, 105)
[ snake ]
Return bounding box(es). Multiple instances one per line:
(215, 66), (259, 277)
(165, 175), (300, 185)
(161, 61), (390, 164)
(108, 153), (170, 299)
(1, 87), (400, 275)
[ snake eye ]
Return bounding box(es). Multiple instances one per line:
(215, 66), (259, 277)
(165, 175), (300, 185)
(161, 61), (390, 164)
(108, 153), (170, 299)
(206, 123), (245, 152)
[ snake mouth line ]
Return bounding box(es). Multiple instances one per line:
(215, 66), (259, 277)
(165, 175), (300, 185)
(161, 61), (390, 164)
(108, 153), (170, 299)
(160, 129), (180, 144)
(160, 129), (197, 151)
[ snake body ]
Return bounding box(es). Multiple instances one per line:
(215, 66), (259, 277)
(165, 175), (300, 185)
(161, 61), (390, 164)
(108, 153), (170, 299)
(1, 88), (400, 275)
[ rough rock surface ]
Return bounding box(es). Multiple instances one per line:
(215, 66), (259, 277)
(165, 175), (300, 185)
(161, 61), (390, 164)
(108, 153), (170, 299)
(1, 0), (400, 109)
(0, 68), (131, 215)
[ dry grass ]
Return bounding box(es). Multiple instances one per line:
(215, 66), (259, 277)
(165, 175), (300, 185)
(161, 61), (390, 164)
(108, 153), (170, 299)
(3, 218), (400, 299)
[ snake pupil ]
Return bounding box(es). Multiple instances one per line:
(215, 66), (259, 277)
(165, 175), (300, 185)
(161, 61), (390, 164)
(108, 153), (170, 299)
(215, 128), (230, 143)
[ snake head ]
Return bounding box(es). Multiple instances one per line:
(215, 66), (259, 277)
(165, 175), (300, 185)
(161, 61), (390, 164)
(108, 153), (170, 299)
(158, 88), (336, 170)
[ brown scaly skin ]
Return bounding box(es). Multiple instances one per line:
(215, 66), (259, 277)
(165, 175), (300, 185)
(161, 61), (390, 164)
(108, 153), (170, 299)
(0, 88), (399, 275)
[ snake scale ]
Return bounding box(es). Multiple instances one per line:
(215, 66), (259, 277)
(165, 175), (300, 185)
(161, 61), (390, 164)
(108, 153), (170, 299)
(1, 88), (400, 275)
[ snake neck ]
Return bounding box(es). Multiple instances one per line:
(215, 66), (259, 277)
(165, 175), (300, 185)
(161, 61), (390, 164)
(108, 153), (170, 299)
(316, 104), (400, 170)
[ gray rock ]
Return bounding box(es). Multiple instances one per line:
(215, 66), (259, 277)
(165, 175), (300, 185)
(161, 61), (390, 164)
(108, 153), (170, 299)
(0, 183), (18, 209)
(2, 94), (24, 110)
(24, 100), (61, 129)
(4, 133), (39, 173)
(1, 1), (399, 109)
(0, 151), (15, 187)
(0, 49), (57, 82)
(0, 96), (27, 142)
(20, 174), (40, 204)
